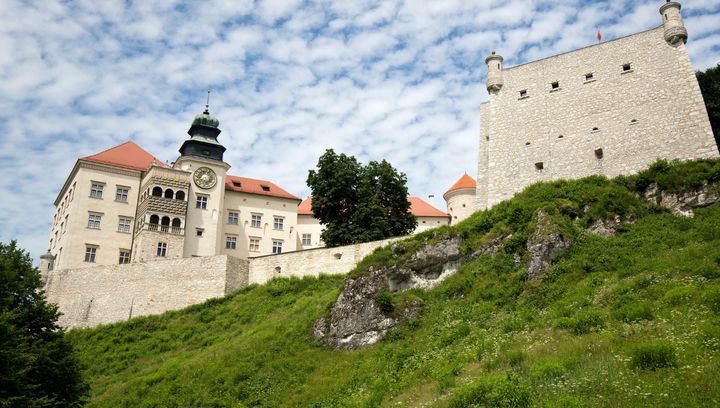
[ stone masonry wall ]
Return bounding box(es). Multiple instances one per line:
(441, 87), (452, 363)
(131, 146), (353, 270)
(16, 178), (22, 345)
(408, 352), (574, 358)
(248, 238), (398, 285)
(43, 254), (248, 329)
(477, 27), (719, 209)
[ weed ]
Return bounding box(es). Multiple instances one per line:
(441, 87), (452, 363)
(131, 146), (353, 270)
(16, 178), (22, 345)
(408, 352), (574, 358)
(630, 342), (677, 370)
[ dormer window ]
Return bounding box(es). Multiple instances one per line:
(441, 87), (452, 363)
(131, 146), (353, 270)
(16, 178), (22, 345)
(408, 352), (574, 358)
(261, 185), (271, 192)
(232, 181), (241, 187)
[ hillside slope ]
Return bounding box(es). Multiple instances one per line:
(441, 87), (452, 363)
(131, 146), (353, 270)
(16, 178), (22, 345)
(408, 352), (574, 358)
(68, 159), (720, 407)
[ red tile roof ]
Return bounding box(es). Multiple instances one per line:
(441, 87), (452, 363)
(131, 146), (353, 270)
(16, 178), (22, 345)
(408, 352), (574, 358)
(445, 173), (477, 194)
(225, 175), (301, 201)
(408, 196), (449, 217)
(80, 141), (165, 171)
(297, 197), (314, 215)
(297, 196), (448, 217)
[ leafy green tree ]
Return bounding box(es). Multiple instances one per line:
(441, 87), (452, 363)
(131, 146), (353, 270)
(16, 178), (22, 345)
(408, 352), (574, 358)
(307, 150), (417, 247)
(0, 241), (87, 407)
(697, 64), (720, 150)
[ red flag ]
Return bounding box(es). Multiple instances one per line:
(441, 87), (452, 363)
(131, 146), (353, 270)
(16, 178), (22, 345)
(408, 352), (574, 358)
(597, 29), (602, 41)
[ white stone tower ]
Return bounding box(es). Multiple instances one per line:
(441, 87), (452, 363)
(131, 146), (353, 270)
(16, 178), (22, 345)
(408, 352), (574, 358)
(660, 1), (688, 45)
(444, 173), (477, 225)
(485, 52), (504, 94)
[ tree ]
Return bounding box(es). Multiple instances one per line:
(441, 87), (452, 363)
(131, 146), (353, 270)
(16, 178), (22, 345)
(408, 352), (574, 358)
(307, 150), (417, 247)
(697, 64), (720, 150)
(0, 241), (87, 407)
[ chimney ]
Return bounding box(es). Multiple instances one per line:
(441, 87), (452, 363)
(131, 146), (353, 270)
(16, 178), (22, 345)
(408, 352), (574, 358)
(427, 194), (436, 207)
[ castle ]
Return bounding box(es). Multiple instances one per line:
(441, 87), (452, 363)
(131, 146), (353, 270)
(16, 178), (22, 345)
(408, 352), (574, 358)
(40, 102), (457, 272)
(40, 1), (718, 329)
(476, 1), (718, 209)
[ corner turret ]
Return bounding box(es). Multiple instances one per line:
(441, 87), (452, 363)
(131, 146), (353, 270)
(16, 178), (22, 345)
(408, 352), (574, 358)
(485, 52), (504, 94)
(660, 1), (687, 45)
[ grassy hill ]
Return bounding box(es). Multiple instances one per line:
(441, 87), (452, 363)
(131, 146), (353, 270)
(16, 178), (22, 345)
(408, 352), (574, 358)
(68, 159), (720, 407)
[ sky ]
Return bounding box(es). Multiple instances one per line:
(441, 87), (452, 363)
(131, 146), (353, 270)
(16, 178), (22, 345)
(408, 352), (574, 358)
(1, 0), (719, 264)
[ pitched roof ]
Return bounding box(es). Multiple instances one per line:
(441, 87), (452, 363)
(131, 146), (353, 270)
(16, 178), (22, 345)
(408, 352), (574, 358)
(225, 175), (301, 201)
(297, 196), (448, 218)
(445, 173), (477, 195)
(80, 141), (164, 171)
(297, 197), (314, 215)
(408, 196), (449, 217)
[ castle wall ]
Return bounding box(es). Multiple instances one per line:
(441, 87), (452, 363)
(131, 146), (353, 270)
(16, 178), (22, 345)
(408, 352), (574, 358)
(43, 254), (248, 329)
(247, 237), (397, 285)
(478, 26), (718, 209)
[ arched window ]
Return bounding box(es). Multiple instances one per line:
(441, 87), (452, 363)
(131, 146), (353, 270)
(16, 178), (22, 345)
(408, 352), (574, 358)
(161, 216), (170, 226)
(175, 190), (185, 201)
(149, 214), (159, 224)
(164, 188), (174, 199)
(152, 187), (162, 197)
(172, 218), (181, 227)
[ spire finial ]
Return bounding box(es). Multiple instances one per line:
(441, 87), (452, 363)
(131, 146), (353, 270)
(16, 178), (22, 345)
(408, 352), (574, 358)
(204, 89), (211, 114)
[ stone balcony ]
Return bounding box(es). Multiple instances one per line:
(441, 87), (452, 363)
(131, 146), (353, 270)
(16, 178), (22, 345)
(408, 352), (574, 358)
(141, 223), (184, 235)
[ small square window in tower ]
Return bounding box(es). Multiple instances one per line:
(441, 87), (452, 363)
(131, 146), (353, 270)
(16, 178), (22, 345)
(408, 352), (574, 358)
(551, 81), (559, 90)
(595, 148), (604, 159)
(535, 162), (544, 171)
(622, 63), (632, 72)
(585, 73), (594, 81)
(519, 90), (528, 98)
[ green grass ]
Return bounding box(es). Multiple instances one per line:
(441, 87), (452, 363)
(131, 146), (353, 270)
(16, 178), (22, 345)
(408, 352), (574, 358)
(68, 159), (720, 407)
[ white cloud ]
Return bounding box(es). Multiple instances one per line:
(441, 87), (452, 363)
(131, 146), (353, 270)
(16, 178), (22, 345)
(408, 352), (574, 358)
(0, 0), (718, 263)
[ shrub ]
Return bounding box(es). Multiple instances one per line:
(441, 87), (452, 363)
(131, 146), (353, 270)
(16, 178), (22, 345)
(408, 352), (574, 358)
(703, 288), (720, 313)
(663, 286), (695, 306)
(630, 342), (677, 370)
(612, 300), (654, 323)
(448, 372), (531, 408)
(555, 310), (604, 335)
(375, 291), (395, 314)
(530, 358), (566, 380)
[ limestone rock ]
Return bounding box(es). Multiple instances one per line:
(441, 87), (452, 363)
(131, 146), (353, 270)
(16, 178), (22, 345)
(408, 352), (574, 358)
(313, 235), (462, 349)
(526, 211), (573, 280)
(586, 215), (636, 237)
(471, 233), (512, 258)
(641, 183), (718, 217)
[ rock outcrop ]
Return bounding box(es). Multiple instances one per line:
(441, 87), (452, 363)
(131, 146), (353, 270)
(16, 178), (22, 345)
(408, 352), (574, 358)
(526, 211), (573, 280)
(313, 235), (463, 349)
(641, 183), (718, 217)
(586, 214), (637, 237)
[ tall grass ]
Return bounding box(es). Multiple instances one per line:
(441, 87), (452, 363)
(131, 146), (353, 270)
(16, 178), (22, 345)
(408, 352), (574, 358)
(68, 159), (720, 407)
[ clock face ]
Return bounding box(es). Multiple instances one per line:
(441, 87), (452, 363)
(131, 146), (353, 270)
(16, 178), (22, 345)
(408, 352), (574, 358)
(193, 167), (217, 189)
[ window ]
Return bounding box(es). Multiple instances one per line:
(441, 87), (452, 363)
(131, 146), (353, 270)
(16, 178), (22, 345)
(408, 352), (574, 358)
(585, 73), (594, 81)
(595, 148), (604, 159)
(228, 211), (239, 225)
(272, 240), (283, 254)
(90, 183), (104, 198)
(157, 242), (167, 257)
(87, 213), (102, 229)
(225, 236), (237, 249)
(118, 217), (132, 233)
(249, 237), (260, 252)
(115, 186), (129, 202)
(535, 162), (544, 170)
(196, 229), (204, 237)
(251, 214), (262, 228)
(519, 90), (528, 98)
(232, 181), (242, 187)
(84, 246), (97, 262)
(261, 185), (271, 192)
(196, 195), (208, 209)
(622, 63), (632, 72)
(551, 81), (559, 90)
(273, 216), (284, 230)
(525, 142), (531, 146)
(302, 233), (312, 246)
(119, 250), (131, 264)
(592, 127), (600, 132)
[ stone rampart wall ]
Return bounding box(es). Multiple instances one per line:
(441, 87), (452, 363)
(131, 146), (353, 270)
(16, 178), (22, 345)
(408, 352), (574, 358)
(248, 238), (397, 285)
(43, 254), (248, 329)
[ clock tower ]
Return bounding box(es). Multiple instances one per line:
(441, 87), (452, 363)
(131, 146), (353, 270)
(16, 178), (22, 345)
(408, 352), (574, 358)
(175, 98), (230, 257)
